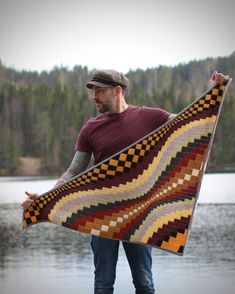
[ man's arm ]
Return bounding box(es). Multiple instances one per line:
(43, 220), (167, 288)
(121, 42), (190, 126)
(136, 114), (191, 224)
(54, 151), (92, 188)
(167, 113), (176, 121)
(166, 72), (229, 123)
(21, 151), (93, 209)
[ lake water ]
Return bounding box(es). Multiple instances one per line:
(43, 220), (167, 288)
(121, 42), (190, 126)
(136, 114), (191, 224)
(0, 174), (235, 294)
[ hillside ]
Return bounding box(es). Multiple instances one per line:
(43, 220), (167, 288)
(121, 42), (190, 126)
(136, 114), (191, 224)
(0, 53), (234, 175)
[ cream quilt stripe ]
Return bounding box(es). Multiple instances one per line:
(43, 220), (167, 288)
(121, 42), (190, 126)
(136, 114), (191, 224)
(49, 116), (215, 224)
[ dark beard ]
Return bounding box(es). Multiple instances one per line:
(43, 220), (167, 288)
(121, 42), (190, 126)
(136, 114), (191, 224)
(97, 101), (113, 113)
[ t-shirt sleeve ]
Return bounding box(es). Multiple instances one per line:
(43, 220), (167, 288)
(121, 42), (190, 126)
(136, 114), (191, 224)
(142, 106), (171, 128)
(74, 124), (92, 154)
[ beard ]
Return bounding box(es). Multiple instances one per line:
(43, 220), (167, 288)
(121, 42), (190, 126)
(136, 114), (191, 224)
(96, 99), (115, 113)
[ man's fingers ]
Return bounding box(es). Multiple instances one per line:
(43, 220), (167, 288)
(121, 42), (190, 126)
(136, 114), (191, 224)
(215, 73), (229, 85)
(210, 71), (217, 81)
(210, 72), (229, 85)
(21, 198), (34, 209)
(21, 191), (38, 209)
(25, 191), (38, 199)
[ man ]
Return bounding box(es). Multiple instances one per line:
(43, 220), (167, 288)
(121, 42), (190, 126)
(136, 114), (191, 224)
(22, 69), (229, 294)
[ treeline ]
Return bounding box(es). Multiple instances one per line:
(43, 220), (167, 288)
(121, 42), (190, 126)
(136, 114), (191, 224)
(0, 52), (235, 175)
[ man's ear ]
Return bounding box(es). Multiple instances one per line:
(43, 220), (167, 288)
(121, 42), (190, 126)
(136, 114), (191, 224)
(115, 85), (123, 96)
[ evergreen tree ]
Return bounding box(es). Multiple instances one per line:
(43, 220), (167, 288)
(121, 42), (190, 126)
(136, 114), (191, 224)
(0, 53), (234, 175)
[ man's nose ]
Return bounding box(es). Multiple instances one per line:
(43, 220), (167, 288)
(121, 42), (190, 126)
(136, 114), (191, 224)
(90, 91), (96, 100)
(92, 93), (98, 101)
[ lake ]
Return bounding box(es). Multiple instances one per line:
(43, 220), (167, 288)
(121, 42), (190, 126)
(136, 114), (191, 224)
(0, 174), (235, 294)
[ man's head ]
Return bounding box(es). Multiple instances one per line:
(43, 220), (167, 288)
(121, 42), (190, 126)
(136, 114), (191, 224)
(87, 70), (129, 114)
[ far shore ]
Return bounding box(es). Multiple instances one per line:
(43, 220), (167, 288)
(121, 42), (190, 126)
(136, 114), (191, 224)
(1, 156), (235, 177)
(0, 157), (58, 177)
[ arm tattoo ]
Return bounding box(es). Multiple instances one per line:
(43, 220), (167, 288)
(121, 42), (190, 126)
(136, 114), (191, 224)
(87, 155), (95, 169)
(54, 151), (91, 188)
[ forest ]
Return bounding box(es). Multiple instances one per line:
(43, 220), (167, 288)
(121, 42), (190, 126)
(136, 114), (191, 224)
(0, 52), (234, 176)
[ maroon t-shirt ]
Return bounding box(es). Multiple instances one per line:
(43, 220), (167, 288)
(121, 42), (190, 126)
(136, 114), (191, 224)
(75, 105), (170, 164)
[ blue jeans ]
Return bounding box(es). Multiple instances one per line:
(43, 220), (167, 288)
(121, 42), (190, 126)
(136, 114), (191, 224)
(91, 236), (155, 294)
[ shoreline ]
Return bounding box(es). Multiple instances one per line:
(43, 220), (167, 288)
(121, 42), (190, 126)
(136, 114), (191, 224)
(0, 173), (234, 205)
(1, 156), (235, 177)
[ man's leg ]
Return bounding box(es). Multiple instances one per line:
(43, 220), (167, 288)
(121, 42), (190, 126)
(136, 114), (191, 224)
(91, 236), (120, 294)
(123, 242), (155, 294)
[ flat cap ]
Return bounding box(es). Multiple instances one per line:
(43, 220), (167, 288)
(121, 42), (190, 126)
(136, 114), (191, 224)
(86, 70), (129, 89)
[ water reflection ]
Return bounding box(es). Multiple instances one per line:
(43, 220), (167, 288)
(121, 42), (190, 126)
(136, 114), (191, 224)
(0, 203), (235, 293)
(0, 204), (93, 270)
(1, 204), (235, 265)
(187, 204), (235, 264)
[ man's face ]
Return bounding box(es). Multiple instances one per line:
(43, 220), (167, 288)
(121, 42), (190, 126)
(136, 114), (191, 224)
(90, 86), (116, 113)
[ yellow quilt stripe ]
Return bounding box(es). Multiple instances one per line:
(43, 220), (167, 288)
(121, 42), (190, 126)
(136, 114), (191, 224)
(49, 116), (215, 224)
(129, 202), (193, 243)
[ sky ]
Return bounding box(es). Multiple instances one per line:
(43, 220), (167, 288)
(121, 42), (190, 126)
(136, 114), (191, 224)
(0, 0), (234, 73)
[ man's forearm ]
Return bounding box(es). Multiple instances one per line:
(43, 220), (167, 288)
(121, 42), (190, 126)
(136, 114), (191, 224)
(54, 151), (92, 188)
(168, 113), (176, 121)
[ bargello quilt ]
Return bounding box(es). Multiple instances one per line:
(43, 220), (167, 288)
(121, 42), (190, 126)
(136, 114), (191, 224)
(22, 79), (231, 255)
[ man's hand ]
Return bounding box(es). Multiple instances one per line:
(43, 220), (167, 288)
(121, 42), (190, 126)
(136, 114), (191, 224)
(210, 71), (230, 86)
(21, 191), (38, 209)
